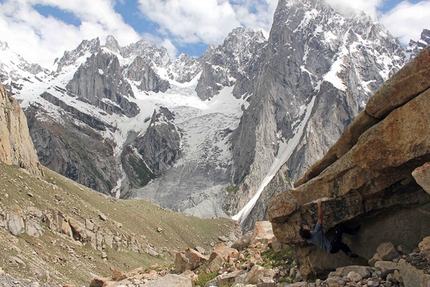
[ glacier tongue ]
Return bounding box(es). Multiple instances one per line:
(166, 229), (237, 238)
(133, 85), (248, 217)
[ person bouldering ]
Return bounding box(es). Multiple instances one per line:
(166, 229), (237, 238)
(299, 199), (359, 258)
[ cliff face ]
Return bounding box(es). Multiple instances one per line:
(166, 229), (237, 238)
(268, 46), (430, 278)
(0, 83), (41, 176)
(225, 0), (406, 230)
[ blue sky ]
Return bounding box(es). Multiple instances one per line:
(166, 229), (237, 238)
(0, 0), (429, 67)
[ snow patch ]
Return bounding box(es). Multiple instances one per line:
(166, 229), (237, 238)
(323, 46), (347, 91)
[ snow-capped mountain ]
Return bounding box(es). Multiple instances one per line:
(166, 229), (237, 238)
(1, 0), (427, 228)
(224, 0), (407, 230)
(0, 26), (262, 218)
(407, 29), (430, 60)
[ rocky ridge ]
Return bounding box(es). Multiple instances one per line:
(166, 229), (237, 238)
(268, 45), (430, 279)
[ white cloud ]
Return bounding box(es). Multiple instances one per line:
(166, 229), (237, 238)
(136, 0), (277, 47)
(0, 0), (140, 68)
(231, 0), (278, 37)
(325, 0), (383, 18)
(0, 0), (428, 68)
(379, 0), (430, 45)
(161, 38), (178, 60)
(137, 0), (241, 45)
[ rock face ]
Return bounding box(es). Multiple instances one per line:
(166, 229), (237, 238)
(133, 107), (181, 176)
(195, 27), (266, 101)
(125, 56), (170, 93)
(268, 47), (430, 278)
(0, 83), (41, 176)
(26, 104), (121, 194)
(225, 0), (406, 230)
(66, 48), (139, 118)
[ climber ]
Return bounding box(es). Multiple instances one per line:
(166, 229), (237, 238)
(299, 199), (359, 258)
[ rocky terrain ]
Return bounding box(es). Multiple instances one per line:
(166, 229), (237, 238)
(268, 43), (430, 285)
(0, 159), (240, 286)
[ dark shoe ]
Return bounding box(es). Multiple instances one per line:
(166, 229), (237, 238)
(347, 252), (358, 258)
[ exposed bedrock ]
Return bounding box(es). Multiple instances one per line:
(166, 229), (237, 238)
(268, 47), (430, 278)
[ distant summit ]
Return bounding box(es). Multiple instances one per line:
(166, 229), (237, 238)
(407, 28), (430, 60)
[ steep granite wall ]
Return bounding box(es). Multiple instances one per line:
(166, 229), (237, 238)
(0, 83), (42, 176)
(268, 46), (430, 278)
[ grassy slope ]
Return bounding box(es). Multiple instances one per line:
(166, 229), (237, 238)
(0, 162), (238, 285)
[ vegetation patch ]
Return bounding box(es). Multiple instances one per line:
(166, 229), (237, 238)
(194, 271), (218, 286)
(226, 184), (240, 194)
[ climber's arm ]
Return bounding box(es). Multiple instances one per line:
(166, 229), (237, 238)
(317, 199), (323, 224)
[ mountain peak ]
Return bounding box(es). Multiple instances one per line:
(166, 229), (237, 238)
(407, 29), (430, 60)
(55, 38), (101, 72)
(120, 39), (171, 67)
(104, 35), (121, 53)
(0, 40), (9, 51)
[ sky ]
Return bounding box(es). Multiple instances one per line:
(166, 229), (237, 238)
(0, 0), (429, 68)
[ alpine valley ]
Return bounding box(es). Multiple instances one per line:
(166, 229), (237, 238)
(1, 0), (428, 231)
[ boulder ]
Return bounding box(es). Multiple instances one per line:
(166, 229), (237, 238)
(8, 212), (25, 236)
(232, 221), (274, 250)
(377, 242), (400, 261)
(244, 265), (276, 285)
(174, 248), (208, 273)
(26, 219), (44, 237)
(398, 259), (430, 287)
(268, 47), (430, 278)
(250, 221), (274, 246)
(205, 252), (225, 274)
(205, 270), (244, 287)
(418, 236), (430, 252)
(144, 274), (192, 287)
(412, 162), (430, 194)
(212, 244), (239, 260)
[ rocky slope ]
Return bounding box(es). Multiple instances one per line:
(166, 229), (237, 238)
(0, 161), (239, 286)
(268, 46), (430, 278)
